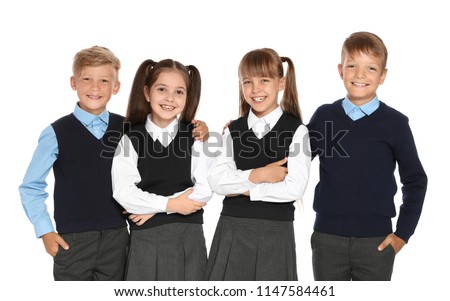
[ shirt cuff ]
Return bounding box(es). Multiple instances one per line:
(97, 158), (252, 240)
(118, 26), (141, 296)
(35, 219), (55, 238)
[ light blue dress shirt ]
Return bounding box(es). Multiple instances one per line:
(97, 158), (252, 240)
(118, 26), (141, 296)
(19, 104), (110, 238)
(342, 96), (380, 121)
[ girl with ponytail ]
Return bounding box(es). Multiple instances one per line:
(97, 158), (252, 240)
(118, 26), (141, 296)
(112, 58), (212, 280)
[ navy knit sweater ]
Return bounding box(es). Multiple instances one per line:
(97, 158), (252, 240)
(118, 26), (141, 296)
(307, 100), (427, 242)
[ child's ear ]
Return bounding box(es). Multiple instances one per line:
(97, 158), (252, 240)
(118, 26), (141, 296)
(338, 64), (344, 79)
(379, 68), (388, 85)
(70, 76), (77, 90)
(113, 80), (121, 95)
(279, 77), (286, 91)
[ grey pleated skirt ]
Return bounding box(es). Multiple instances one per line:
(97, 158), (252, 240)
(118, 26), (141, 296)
(125, 223), (207, 281)
(205, 215), (297, 281)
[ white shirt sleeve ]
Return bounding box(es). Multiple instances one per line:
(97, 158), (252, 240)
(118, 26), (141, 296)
(111, 134), (170, 214)
(187, 141), (214, 203)
(207, 128), (257, 195)
(249, 124), (311, 203)
(207, 125), (311, 203)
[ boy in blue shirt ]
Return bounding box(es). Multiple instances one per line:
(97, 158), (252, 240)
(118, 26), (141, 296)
(307, 32), (427, 280)
(19, 46), (129, 280)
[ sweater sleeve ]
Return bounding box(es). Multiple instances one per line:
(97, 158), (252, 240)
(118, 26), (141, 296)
(392, 114), (427, 242)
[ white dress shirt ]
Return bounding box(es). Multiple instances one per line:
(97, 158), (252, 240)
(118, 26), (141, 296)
(208, 106), (311, 203)
(112, 115), (213, 214)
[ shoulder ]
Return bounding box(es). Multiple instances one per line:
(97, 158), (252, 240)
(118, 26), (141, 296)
(126, 123), (147, 138)
(179, 120), (195, 132)
(307, 99), (343, 128)
(316, 99), (342, 114)
(229, 115), (247, 131)
(109, 112), (125, 122)
(279, 112), (302, 131)
(379, 102), (409, 128)
(51, 114), (77, 134)
(380, 102), (408, 121)
(51, 113), (74, 126)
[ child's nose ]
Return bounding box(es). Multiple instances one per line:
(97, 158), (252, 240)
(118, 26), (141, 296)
(252, 83), (262, 92)
(355, 68), (365, 78)
(91, 81), (101, 90)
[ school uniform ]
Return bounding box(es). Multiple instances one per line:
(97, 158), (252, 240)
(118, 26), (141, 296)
(112, 115), (213, 281)
(307, 97), (427, 280)
(206, 106), (311, 281)
(19, 104), (129, 281)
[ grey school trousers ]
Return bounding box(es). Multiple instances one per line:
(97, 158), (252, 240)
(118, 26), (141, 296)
(311, 231), (396, 281)
(53, 227), (129, 281)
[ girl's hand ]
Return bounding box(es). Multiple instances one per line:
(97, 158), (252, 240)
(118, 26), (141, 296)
(191, 119), (209, 141)
(42, 232), (69, 257)
(167, 188), (206, 215)
(222, 120), (232, 135)
(249, 157), (288, 184)
(128, 213), (155, 226)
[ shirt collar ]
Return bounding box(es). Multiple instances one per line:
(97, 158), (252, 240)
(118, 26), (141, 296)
(342, 96), (380, 116)
(73, 103), (109, 126)
(145, 114), (179, 141)
(247, 106), (283, 130)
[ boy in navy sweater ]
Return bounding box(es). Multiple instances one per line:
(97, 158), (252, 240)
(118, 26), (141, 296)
(307, 32), (427, 280)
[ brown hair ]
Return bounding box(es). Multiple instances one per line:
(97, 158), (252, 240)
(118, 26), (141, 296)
(72, 46), (121, 79)
(238, 48), (302, 122)
(341, 32), (388, 69)
(125, 59), (201, 126)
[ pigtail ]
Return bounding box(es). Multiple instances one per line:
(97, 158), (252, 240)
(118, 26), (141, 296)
(280, 56), (302, 123)
(181, 64), (201, 123)
(125, 59), (156, 126)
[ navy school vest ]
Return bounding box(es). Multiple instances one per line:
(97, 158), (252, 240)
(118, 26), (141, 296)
(52, 113), (127, 234)
(126, 121), (202, 230)
(222, 112), (301, 221)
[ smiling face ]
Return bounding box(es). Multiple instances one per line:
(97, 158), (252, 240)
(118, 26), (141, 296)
(338, 50), (387, 106)
(240, 75), (285, 118)
(144, 70), (187, 128)
(70, 65), (120, 115)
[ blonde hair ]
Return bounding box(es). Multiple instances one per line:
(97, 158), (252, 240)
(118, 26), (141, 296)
(72, 46), (121, 79)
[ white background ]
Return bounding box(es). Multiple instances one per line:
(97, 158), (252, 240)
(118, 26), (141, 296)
(1, 0), (448, 299)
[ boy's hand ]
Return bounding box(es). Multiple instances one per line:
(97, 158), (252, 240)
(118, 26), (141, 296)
(191, 119), (209, 141)
(249, 157), (288, 184)
(377, 233), (406, 254)
(41, 232), (69, 257)
(167, 188), (206, 215)
(128, 213), (155, 226)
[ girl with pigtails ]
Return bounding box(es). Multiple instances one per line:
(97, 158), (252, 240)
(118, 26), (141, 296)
(206, 48), (311, 280)
(111, 59), (213, 281)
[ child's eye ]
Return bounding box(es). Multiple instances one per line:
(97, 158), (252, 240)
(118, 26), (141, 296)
(82, 77), (91, 81)
(261, 78), (270, 83)
(346, 65), (355, 69)
(157, 87), (166, 92)
(176, 89), (185, 95)
(242, 80), (250, 85)
(369, 67), (377, 72)
(102, 79), (110, 84)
